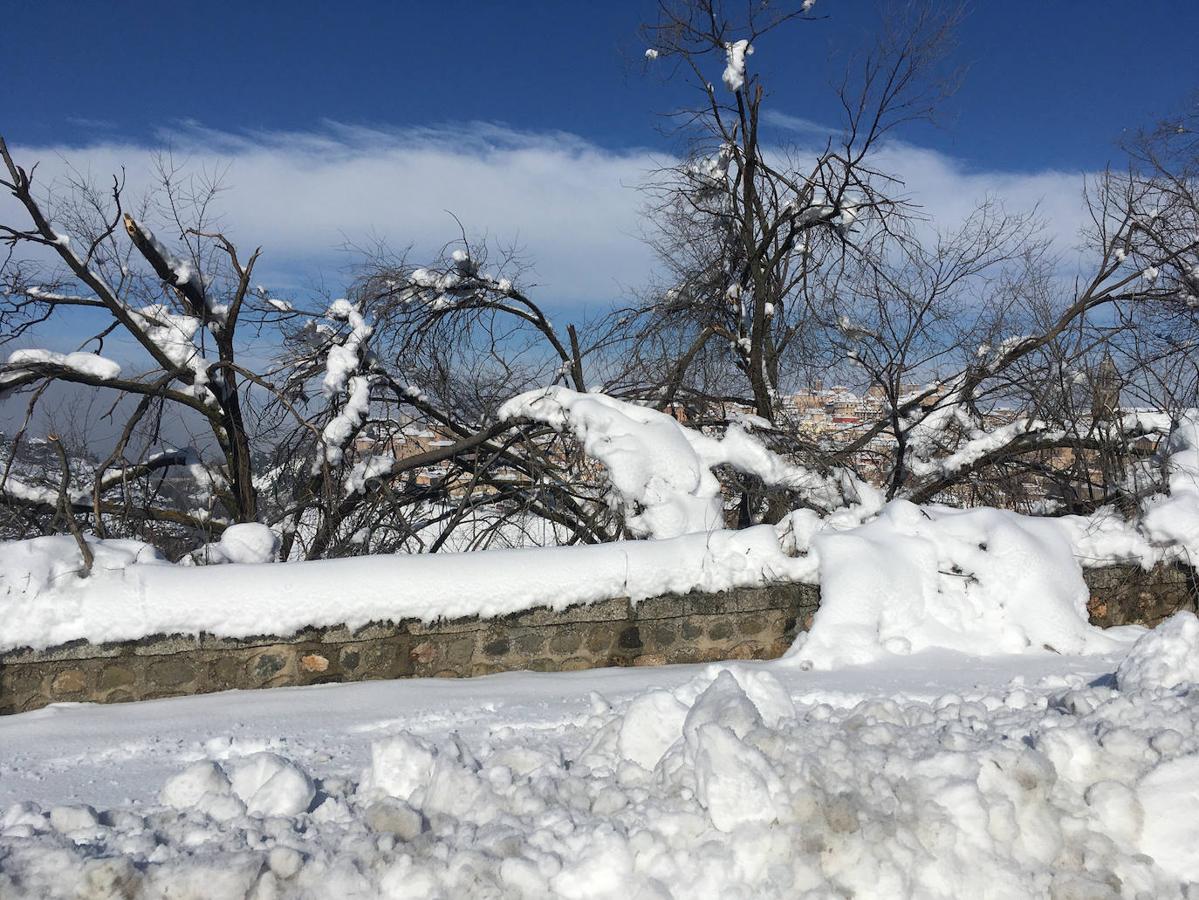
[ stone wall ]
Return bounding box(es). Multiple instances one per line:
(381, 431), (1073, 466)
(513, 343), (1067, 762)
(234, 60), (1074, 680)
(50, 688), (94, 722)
(0, 563), (1193, 715)
(0, 583), (819, 715)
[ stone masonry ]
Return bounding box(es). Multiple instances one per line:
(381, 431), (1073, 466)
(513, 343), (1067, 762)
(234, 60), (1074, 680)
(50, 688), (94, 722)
(0, 563), (1194, 715)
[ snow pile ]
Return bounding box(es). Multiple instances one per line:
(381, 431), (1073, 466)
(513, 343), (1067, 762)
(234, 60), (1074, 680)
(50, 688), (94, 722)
(0, 534), (165, 598)
(500, 386), (877, 539)
(1116, 611), (1199, 692)
(1, 349), (121, 382)
(4, 641), (1199, 897)
(1141, 411), (1199, 562)
(785, 500), (1127, 669)
(179, 523), (280, 566)
(0, 525), (811, 651)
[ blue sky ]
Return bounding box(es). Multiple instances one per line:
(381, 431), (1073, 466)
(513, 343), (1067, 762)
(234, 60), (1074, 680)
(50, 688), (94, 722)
(2, 1), (1197, 311)
(7, 2), (1195, 170)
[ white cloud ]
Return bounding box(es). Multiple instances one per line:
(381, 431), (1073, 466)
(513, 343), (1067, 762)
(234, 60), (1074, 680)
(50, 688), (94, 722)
(3, 120), (1092, 310)
(871, 140), (1090, 255)
(4, 122), (666, 309)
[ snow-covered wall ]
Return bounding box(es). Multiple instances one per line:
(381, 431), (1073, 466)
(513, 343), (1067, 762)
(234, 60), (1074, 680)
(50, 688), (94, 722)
(0, 582), (819, 714)
(1, 562), (1192, 715)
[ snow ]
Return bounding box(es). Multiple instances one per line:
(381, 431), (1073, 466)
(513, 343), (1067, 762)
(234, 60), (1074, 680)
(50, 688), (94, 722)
(226, 753), (315, 818)
(130, 304), (210, 395)
(2, 635), (1198, 897)
(784, 501), (1130, 669)
(319, 374), (372, 467)
(320, 299), (373, 397)
(644, 48), (659, 60)
(1141, 410), (1199, 562)
(1137, 755), (1199, 882)
(0, 535), (167, 600)
(316, 299), (376, 468)
(0, 526), (810, 652)
(179, 523), (280, 566)
(722, 39), (753, 92)
(344, 454), (396, 496)
(2, 349), (121, 382)
(124, 217), (195, 290)
(1116, 611), (1199, 692)
(500, 386), (876, 539)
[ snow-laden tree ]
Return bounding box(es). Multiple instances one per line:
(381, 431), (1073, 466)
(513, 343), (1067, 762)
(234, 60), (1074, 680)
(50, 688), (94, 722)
(609, 0), (1199, 525)
(1, 5), (1197, 560)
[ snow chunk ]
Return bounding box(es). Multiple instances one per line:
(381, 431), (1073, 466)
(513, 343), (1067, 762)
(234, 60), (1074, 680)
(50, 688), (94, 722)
(722, 39), (753, 92)
(691, 723), (786, 832)
(227, 752), (315, 817)
(645, 48), (660, 60)
(360, 733), (435, 802)
(618, 690), (688, 770)
(160, 760), (245, 822)
(1117, 612), (1199, 692)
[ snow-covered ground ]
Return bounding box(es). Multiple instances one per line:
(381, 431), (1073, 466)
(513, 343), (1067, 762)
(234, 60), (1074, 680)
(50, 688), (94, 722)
(3, 616), (1199, 898)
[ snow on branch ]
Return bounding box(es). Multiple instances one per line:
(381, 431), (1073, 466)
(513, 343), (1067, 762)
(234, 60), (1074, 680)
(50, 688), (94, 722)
(0, 349), (121, 387)
(722, 40), (753, 92)
(313, 299), (377, 470)
(499, 386), (880, 540)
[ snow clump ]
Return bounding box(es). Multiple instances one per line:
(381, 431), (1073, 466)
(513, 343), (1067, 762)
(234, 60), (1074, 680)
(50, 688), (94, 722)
(1116, 611), (1199, 692)
(722, 39), (753, 92)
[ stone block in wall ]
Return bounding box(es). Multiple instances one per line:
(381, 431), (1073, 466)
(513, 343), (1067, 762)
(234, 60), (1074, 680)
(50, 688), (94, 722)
(1084, 563), (1197, 628)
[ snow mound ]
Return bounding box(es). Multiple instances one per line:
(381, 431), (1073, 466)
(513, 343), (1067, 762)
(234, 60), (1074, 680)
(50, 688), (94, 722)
(180, 522), (280, 566)
(1117, 612), (1199, 692)
(784, 500), (1127, 669)
(0, 534), (165, 599)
